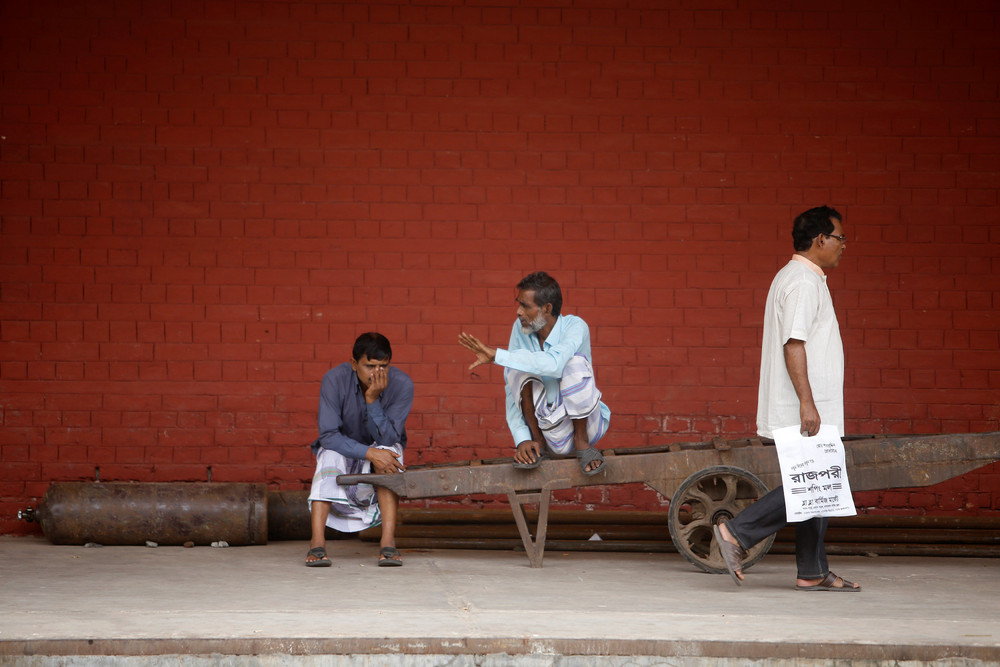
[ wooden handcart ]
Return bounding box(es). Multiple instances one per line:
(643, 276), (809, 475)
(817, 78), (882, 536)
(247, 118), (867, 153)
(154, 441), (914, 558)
(339, 432), (1000, 569)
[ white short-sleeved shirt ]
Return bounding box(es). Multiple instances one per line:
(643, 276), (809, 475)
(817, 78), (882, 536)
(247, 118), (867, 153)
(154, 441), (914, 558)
(756, 256), (845, 438)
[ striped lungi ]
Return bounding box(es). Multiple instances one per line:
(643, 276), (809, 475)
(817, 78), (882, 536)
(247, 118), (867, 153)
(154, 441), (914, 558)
(307, 444), (403, 533)
(504, 354), (608, 455)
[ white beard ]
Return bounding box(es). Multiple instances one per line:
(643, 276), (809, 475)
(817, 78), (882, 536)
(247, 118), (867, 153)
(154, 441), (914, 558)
(520, 313), (546, 335)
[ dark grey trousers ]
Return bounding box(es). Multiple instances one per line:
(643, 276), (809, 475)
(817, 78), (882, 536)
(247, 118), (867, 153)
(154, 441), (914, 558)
(725, 485), (829, 579)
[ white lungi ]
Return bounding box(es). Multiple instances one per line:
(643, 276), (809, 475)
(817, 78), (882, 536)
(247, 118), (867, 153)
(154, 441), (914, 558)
(504, 354), (608, 455)
(308, 444), (403, 533)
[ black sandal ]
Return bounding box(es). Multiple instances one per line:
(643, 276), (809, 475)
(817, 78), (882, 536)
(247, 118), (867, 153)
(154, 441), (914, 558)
(378, 546), (403, 567)
(576, 447), (606, 476)
(305, 546), (332, 567)
(512, 451), (549, 470)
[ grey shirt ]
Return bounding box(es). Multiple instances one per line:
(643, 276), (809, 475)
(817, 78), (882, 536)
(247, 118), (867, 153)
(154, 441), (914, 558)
(310, 362), (414, 460)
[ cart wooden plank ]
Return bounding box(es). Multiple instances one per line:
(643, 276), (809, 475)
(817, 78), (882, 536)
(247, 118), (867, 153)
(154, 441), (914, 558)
(338, 431), (1000, 568)
(341, 432), (1000, 499)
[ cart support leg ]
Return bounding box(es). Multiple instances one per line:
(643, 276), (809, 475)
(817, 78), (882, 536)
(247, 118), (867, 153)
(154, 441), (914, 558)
(507, 489), (551, 568)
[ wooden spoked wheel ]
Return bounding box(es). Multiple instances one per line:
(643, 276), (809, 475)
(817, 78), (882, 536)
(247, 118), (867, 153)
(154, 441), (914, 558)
(668, 465), (775, 574)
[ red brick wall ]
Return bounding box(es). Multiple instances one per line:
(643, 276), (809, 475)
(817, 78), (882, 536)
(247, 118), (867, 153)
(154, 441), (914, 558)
(2, 0), (999, 535)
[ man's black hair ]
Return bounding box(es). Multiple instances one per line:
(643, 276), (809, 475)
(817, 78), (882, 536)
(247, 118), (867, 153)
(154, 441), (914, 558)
(517, 271), (562, 317)
(792, 206), (841, 251)
(352, 332), (392, 361)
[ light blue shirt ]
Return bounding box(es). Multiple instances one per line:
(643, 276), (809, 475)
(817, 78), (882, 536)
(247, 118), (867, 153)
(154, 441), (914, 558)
(494, 314), (611, 446)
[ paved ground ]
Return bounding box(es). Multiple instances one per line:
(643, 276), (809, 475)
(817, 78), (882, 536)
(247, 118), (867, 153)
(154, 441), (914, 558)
(1, 535), (998, 665)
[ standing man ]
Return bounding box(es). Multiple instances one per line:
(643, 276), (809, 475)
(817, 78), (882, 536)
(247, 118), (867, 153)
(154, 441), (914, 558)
(305, 332), (414, 568)
(459, 271), (611, 475)
(713, 206), (860, 591)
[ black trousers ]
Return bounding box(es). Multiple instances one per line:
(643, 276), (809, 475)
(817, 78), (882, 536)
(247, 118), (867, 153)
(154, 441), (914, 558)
(725, 486), (829, 579)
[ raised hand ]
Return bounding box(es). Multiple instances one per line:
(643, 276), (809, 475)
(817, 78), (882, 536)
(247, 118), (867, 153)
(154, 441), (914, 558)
(458, 331), (496, 370)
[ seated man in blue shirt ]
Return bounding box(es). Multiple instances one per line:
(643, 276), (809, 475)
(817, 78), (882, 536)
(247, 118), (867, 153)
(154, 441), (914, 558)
(459, 272), (611, 475)
(305, 332), (414, 567)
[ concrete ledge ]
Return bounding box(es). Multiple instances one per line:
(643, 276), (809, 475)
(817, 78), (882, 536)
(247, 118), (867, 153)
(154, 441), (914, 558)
(2, 536), (997, 666)
(3, 637), (1000, 663)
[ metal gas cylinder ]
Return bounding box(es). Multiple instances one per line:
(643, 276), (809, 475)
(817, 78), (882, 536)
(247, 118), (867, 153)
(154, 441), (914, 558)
(265, 488), (311, 541)
(27, 482), (268, 546)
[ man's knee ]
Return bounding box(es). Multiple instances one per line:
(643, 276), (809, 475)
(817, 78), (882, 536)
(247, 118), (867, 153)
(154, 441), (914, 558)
(561, 354), (593, 375)
(559, 355), (601, 417)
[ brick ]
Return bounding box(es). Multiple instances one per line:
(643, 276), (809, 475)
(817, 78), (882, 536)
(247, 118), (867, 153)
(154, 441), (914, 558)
(1, 1), (999, 526)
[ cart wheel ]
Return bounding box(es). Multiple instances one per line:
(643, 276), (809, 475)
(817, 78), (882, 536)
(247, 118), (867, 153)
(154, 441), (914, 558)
(668, 465), (775, 574)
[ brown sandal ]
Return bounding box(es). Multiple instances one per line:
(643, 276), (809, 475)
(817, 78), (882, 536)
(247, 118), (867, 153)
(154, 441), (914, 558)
(796, 572), (861, 592)
(713, 524), (744, 587)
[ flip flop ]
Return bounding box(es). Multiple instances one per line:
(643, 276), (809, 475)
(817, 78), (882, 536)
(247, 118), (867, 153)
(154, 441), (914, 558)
(378, 546), (403, 567)
(576, 446), (606, 476)
(713, 524), (743, 587)
(512, 451), (549, 470)
(305, 546), (332, 567)
(796, 571), (861, 592)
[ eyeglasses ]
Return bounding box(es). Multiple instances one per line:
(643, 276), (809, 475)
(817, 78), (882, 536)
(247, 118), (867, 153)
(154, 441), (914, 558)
(824, 233), (847, 242)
